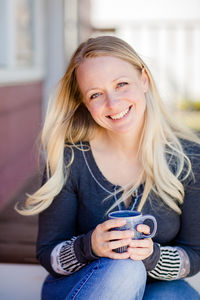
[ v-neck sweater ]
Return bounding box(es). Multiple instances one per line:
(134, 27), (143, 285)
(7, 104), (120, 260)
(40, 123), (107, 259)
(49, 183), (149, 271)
(37, 140), (200, 278)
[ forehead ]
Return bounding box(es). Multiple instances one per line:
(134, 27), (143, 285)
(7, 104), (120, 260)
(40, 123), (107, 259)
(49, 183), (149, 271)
(76, 56), (138, 91)
(77, 56), (135, 74)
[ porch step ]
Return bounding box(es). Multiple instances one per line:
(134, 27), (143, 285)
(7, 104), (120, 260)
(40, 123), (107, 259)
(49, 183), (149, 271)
(0, 263), (47, 300)
(185, 272), (200, 293)
(0, 263), (199, 300)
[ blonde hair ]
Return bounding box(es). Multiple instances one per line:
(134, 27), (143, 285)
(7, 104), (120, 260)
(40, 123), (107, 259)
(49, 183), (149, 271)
(16, 35), (200, 215)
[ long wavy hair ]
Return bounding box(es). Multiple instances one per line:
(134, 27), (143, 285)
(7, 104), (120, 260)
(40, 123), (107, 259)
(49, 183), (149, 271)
(16, 35), (200, 215)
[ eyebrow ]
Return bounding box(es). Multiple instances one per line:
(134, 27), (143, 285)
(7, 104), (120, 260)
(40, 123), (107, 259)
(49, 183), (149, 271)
(85, 76), (129, 95)
(85, 87), (99, 95)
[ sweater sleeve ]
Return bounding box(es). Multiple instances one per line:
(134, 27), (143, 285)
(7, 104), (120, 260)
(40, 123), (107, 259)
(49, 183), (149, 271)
(36, 170), (79, 277)
(36, 163), (99, 277)
(173, 147), (200, 277)
(145, 142), (200, 280)
(147, 245), (190, 280)
(50, 232), (99, 275)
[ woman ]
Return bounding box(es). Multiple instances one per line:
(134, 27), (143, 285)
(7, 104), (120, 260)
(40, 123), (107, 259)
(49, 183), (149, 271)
(17, 36), (200, 299)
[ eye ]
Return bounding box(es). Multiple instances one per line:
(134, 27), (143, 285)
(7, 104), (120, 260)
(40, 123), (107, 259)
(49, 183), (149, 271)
(117, 82), (128, 88)
(90, 92), (102, 100)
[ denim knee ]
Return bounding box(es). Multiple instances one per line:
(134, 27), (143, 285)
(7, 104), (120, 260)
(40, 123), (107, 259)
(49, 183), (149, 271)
(143, 279), (200, 300)
(98, 258), (147, 296)
(67, 258), (147, 300)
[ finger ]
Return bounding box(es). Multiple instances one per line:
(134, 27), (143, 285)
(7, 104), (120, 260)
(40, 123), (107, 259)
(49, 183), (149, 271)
(100, 219), (126, 231)
(108, 251), (130, 260)
(136, 224), (150, 234)
(108, 238), (133, 251)
(130, 255), (143, 261)
(102, 238), (131, 253)
(129, 238), (152, 248)
(104, 229), (134, 241)
(130, 253), (151, 261)
(127, 246), (153, 257)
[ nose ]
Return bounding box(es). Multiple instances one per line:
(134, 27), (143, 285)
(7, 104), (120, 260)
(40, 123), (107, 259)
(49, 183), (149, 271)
(105, 92), (120, 109)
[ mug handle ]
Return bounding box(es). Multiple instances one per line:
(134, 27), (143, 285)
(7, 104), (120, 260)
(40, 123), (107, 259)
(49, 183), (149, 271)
(139, 215), (157, 239)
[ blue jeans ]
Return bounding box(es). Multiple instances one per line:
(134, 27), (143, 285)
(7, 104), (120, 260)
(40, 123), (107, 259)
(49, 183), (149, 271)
(42, 258), (200, 300)
(143, 280), (200, 300)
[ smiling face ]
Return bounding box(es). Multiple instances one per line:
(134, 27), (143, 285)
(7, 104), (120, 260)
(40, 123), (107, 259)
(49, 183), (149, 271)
(76, 56), (149, 136)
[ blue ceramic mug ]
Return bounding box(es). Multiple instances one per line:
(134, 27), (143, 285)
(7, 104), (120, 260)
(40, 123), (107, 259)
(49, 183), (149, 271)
(108, 210), (157, 253)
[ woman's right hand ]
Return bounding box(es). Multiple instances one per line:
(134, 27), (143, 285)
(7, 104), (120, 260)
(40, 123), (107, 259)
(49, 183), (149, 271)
(91, 219), (134, 259)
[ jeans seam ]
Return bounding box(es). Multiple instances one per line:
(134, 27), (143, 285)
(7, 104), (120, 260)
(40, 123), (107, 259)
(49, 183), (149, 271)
(69, 260), (100, 299)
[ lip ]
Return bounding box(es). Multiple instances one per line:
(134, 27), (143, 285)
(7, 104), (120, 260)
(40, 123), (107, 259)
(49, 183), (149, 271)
(106, 106), (132, 120)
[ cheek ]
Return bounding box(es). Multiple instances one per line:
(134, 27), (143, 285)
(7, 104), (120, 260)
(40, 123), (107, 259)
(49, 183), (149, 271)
(125, 85), (142, 99)
(85, 105), (100, 121)
(86, 101), (104, 115)
(136, 96), (146, 112)
(129, 92), (147, 114)
(131, 87), (147, 105)
(127, 92), (145, 108)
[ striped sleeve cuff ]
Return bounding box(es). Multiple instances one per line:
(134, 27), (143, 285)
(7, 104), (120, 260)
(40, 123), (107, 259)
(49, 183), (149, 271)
(148, 246), (190, 281)
(51, 237), (86, 275)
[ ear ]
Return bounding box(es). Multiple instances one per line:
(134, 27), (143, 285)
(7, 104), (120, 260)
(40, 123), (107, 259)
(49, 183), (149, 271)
(141, 68), (149, 93)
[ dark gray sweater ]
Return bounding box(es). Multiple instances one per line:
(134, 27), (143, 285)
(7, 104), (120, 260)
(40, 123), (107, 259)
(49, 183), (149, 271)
(37, 140), (200, 278)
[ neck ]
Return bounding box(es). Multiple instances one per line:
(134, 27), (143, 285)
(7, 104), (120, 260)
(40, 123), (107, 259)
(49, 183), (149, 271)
(106, 131), (141, 157)
(91, 127), (143, 158)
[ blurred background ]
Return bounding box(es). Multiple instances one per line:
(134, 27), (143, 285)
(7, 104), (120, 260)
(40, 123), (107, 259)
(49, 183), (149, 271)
(1, 0), (200, 213)
(0, 1), (200, 298)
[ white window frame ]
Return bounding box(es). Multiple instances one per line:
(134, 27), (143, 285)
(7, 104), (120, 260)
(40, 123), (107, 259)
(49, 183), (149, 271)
(0, 0), (45, 85)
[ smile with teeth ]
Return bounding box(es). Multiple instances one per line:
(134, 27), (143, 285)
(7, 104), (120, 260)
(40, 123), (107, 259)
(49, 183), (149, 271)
(108, 106), (131, 120)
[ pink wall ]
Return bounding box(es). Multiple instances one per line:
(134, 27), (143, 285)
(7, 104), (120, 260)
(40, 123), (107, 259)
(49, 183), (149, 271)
(0, 81), (43, 211)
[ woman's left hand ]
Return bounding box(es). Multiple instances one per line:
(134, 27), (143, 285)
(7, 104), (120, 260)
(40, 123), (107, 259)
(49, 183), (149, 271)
(127, 224), (154, 260)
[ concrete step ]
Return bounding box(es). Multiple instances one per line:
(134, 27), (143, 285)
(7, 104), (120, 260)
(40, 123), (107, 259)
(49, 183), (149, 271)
(0, 263), (199, 300)
(185, 272), (200, 293)
(0, 263), (47, 300)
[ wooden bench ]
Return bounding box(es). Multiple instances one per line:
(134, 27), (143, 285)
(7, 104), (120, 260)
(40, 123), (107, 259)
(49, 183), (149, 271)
(0, 174), (40, 264)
